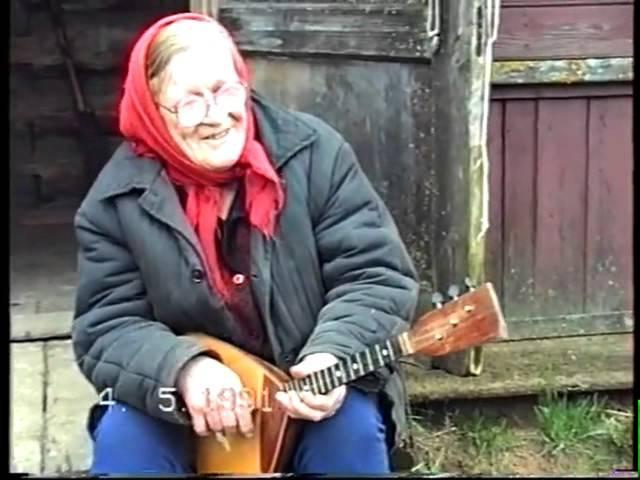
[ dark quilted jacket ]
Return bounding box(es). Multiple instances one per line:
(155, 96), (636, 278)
(71, 92), (420, 459)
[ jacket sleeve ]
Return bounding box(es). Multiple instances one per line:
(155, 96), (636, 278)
(72, 204), (209, 424)
(297, 139), (420, 388)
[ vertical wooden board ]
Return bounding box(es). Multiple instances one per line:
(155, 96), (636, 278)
(43, 341), (97, 474)
(585, 96), (633, 313)
(502, 100), (537, 318)
(535, 98), (588, 317)
(486, 100), (504, 299)
(10, 342), (45, 474)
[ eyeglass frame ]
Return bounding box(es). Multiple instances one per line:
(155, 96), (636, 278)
(156, 80), (249, 128)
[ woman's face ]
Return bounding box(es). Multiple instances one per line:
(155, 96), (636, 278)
(155, 41), (248, 171)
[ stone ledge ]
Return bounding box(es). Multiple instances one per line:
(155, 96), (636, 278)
(404, 333), (633, 402)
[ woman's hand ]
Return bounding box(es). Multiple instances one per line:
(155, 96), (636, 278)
(275, 353), (347, 422)
(176, 355), (254, 439)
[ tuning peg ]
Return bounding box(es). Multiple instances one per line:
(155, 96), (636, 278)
(447, 284), (460, 299)
(431, 292), (444, 308)
(464, 277), (476, 291)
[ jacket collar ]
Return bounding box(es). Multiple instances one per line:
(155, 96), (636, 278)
(95, 92), (318, 200)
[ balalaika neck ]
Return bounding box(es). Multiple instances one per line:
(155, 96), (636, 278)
(281, 332), (414, 396)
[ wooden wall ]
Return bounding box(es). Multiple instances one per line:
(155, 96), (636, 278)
(493, 0), (633, 60)
(484, 0), (634, 338)
(10, 1), (633, 339)
(10, 0), (190, 220)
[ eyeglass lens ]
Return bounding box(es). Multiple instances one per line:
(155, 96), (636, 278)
(177, 83), (246, 127)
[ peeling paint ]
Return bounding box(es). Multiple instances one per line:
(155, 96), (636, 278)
(491, 57), (633, 85)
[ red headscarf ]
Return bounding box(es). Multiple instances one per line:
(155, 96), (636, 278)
(118, 13), (284, 302)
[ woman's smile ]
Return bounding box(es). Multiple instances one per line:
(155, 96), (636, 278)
(201, 127), (232, 143)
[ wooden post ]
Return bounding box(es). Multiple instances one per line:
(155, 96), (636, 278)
(189, 0), (220, 18)
(426, 0), (500, 377)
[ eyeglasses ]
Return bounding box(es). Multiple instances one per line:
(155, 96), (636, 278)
(157, 81), (248, 128)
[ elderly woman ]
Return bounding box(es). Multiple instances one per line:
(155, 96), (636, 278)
(72, 11), (419, 475)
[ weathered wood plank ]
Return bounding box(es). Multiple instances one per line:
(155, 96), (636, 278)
(11, 0), (31, 36)
(405, 333), (633, 401)
(10, 68), (119, 125)
(486, 100), (504, 300)
(10, 223), (78, 317)
(14, 134), (85, 202)
(10, 343), (45, 474)
(502, 0), (633, 6)
(248, 56), (436, 282)
(493, 4), (633, 60)
(12, 3), (438, 67)
(585, 97), (633, 313)
(491, 83), (632, 101)
(219, 3), (437, 59)
(43, 340), (96, 474)
(10, 8), (177, 69)
(503, 311), (633, 339)
(9, 128), (37, 211)
(492, 58), (633, 85)
(502, 100), (536, 319)
(23, 0), (188, 11)
(535, 99), (588, 317)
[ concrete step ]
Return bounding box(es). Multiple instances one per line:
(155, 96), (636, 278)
(403, 332), (633, 401)
(11, 340), (95, 475)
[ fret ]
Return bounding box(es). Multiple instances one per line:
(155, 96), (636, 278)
(345, 356), (355, 381)
(316, 369), (326, 393)
(301, 377), (312, 394)
(333, 362), (345, 387)
(374, 343), (384, 366)
(353, 351), (363, 375)
(385, 338), (396, 361)
(323, 367), (333, 392)
(327, 365), (337, 391)
(309, 372), (319, 395)
(364, 347), (374, 372)
(313, 371), (324, 394)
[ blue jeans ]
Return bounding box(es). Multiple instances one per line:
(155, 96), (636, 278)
(88, 387), (391, 474)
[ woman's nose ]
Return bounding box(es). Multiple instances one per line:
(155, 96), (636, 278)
(201, 92), (227, 124)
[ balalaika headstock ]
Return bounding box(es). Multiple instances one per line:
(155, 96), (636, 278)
(408, 281), (507, 358)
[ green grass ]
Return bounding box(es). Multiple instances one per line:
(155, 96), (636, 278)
(534, 391), (631, 459)
(406, 393), (633, 476)
(462, 412), (516, 465)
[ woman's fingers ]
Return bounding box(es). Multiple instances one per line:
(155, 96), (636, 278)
(204, 405), (223, 434)
(191, 410), (210, 437)
(299, 390), (333, 412)
(275, 386), (347, 422)
(287, 390), (322, 420)
(234, 402), (255, 437)
(186, 385), (256, 439)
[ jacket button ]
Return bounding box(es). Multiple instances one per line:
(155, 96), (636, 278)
(191, 269), (204, 283)
(282, 352), (294, 364)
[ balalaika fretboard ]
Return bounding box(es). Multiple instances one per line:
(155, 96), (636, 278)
(281, 333), (413, 396)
